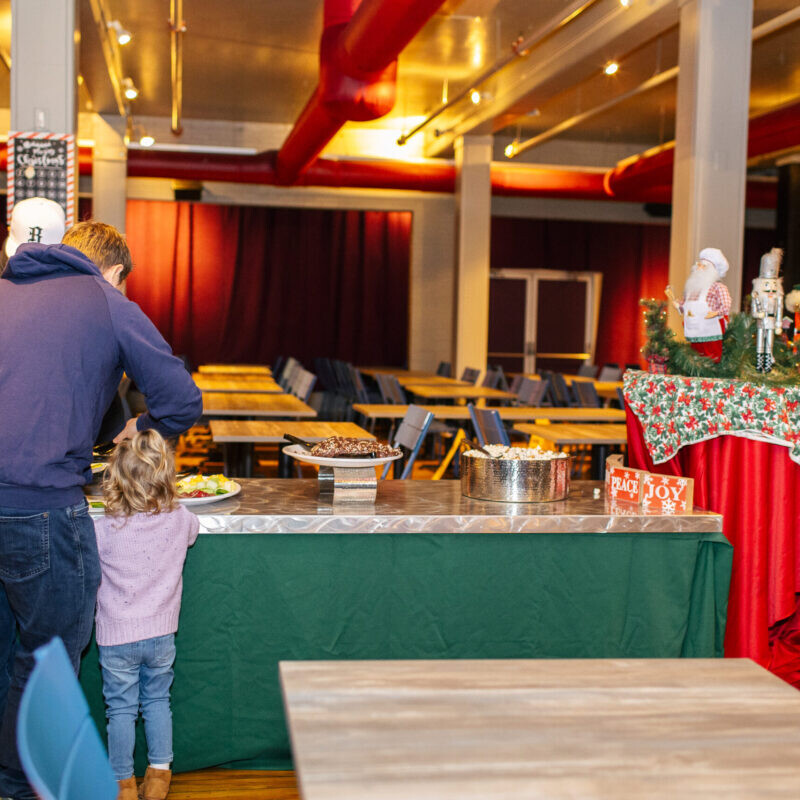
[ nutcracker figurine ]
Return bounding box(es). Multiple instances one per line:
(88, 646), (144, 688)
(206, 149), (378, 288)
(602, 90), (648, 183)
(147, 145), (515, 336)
(751, 247), (784, 373)
(665, 247), (732, 363)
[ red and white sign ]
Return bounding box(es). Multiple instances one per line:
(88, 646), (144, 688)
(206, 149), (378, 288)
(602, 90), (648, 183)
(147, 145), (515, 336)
(605, 455), (694, 514)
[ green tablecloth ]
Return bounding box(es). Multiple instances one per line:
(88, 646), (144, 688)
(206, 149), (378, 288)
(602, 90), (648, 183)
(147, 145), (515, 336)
(79, 530), (732, 772)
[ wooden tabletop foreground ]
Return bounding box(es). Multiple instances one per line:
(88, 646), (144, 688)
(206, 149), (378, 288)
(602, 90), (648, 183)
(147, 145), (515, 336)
(193, 374), (284, 393)
(209, 420), (374, 443)
(352, 404), (625, 422)
(514, 422), (628, 446)
(197, 364), (272, 375)
(202, 392), (317, 418)
(281, 658), (800, 800)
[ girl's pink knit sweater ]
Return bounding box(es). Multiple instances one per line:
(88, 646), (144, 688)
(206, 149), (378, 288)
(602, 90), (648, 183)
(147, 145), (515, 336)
(93, 505), (200, 646)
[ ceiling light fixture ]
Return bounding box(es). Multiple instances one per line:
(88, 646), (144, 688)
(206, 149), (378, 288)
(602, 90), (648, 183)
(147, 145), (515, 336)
(604, 61), (619, 76)
(122, 77), (138, 100)
(504, 142), (517, 158)
(470, 89), (481, 105)
(139, 134), (155, 147)
(619, 0), (632, 7)
(107, 20), (132, 46)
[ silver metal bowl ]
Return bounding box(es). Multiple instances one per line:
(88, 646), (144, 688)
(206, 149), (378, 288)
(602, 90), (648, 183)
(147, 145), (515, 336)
(460, 452), (571, 503)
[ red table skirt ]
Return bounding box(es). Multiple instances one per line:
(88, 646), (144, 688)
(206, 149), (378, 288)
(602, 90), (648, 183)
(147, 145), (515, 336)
(626, 406), (800, 687)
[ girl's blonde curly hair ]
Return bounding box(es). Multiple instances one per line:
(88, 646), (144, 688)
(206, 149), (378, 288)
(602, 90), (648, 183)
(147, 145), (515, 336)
(103, 429), (178, 516)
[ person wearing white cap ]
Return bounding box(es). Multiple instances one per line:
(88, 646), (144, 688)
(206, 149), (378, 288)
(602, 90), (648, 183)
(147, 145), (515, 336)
(665, 247), (732, 363)
(1, 197), (66, 270)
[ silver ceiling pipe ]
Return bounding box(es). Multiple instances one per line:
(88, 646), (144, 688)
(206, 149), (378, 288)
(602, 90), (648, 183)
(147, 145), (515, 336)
(396, 0), (600, 146)
(169, 0), (185, 136)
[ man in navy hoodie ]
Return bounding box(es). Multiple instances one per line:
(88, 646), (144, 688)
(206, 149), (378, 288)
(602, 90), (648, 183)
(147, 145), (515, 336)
(0, 221), (202, 799)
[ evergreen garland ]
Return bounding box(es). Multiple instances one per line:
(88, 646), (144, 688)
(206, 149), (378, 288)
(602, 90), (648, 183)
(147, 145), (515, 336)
(639, 298), (800, 386)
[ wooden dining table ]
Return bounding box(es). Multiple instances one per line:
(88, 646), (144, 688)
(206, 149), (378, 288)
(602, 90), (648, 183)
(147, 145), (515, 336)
(197, 364), (272, 375)
(280, 658), (800, 800)
(202, 391), (317, 418)
(209, 420), (374, 477)
(514, 422), (627, 479)
(192, 374), (284, 393)
(353, 404), (626, 423)
(403, 385), (516, 403)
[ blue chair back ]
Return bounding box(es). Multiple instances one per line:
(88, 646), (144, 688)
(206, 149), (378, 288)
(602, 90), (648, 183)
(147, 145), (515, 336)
(481, 369), (501, 389)
(17, 637), (117, 800)
(577, 362), (599, 378)
(573, 380), (602, 408)
(509, 374), (523, 394)
(381, 404), (434, 479)
(598, 364), (622, 382)
(436, 361), (452, 377)
(349, 366), (370, 404)
(516, 377), (548, 406)
(460, 367), (481, 384)
(467, 403), (511, 447)
(549, 373), (575, 407)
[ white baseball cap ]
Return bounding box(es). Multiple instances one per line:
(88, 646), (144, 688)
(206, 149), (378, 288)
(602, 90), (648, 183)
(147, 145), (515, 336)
(6, 197), (66, 257)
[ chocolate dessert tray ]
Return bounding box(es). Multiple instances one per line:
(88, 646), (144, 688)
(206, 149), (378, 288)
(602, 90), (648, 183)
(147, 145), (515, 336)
(282, 442), (402, 504)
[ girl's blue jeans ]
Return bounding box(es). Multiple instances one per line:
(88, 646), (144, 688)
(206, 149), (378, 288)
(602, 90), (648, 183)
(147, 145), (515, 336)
(98, 633), (175, 780)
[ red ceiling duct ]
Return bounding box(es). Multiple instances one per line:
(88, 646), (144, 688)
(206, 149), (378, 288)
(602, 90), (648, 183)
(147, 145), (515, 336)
(275, 0), (447, 184)
(123, 148), (776, 207)
(604, 99), (800, 200)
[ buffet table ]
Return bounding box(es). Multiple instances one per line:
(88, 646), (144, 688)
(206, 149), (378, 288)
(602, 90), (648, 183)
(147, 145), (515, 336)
(79, 480), (730, 773)
(624, 370), (800, 686)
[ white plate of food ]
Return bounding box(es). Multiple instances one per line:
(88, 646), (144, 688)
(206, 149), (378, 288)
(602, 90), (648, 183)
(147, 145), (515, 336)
(176, 474), (241, 505)
(282, 442), (403, 469)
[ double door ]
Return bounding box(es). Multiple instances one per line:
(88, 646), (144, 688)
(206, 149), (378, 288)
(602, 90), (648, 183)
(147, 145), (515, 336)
(488, 269), (602, 375)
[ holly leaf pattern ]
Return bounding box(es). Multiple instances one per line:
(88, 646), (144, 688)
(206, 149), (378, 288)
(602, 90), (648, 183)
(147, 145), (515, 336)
(624, 371), (800, 463)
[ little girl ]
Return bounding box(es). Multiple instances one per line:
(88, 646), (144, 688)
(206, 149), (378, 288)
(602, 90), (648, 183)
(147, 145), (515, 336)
(93, 429), (199, 800)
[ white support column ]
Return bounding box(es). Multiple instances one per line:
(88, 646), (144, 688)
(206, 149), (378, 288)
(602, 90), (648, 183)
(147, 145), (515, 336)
(669, 0), (753, 327)
(11, 0), (77, 134)
(454, 135), (492, 377)
(93, 114), (127, 232)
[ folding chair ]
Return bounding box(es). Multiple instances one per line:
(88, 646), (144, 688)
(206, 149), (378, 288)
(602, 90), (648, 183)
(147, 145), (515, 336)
(572, 379), (602, 408)
(460, 367), (481, 384)
(280, 357), (301, 389)
(509, 374), (524, 394)
(381, 404), (434, 479)
(516, 377), (549, 406)
(436, 361), (452, 377)
(17, 637), (117, 800)
(598, 364), (622, 382)
(290, 369), (317, 402)
(481, 369), (501, 389)
(577, 362), (599, 378)
(549, 373), (576, 407)
(467, 403), (511, 447)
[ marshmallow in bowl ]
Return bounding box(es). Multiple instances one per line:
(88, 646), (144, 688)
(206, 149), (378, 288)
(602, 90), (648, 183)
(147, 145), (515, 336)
(465, 445), (567, 460)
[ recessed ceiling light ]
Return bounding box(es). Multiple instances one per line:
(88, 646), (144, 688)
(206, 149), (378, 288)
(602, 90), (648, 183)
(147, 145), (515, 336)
(122, 78), (138, 100)
(139, 135), (155, 147)
(604, 61), (620, 76)
(107, 20), (132, 46)
(470, 90), (481, 105)
(620, 0), (632, 7)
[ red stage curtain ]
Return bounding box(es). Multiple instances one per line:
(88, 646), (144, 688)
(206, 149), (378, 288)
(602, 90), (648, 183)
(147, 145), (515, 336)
(124, 200), (411, 368)
(491, 217), (775, 368)
(626, 407), (800, 686)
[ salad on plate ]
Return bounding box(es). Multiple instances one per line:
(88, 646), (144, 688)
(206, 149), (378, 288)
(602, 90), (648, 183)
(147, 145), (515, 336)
(176, 473), (237, 499)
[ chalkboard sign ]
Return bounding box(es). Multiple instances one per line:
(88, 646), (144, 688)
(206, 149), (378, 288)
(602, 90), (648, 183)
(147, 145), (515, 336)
(7, 132), (75, 226)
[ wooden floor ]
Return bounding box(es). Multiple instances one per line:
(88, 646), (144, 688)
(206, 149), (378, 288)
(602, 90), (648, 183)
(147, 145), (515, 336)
(168, 769), (300, 799)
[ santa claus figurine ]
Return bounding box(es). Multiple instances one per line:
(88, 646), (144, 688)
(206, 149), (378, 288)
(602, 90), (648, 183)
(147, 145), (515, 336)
(665, 247), (732, 362)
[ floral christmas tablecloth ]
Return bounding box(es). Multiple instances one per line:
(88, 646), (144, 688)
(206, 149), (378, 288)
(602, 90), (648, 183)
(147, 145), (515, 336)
(624, 371), (800, 464)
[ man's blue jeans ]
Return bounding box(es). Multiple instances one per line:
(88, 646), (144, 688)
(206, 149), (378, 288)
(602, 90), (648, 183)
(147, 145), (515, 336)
(99, 634), (175, 780)
(0, 500), (100, 800)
